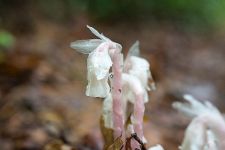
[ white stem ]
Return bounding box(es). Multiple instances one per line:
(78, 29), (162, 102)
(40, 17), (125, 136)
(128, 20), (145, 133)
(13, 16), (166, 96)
(193, 114), (225, 149)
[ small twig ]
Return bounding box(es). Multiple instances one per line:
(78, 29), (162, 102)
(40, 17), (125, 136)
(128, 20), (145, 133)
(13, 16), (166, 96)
(131, 133), (147, 150)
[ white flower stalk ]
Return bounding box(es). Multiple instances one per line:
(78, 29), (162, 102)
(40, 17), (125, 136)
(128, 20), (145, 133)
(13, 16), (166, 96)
(122, 73), (146, 143)
(71, 26), (124, 140)
(124, 41), (155, 103)
(173, 94), (225, 150)
(204, 130), (218, 150)
(180, 117), (208, 150)
(71, 25), (121, 98)
(102, 93), (113, 129)
(148, 145), (164, 150)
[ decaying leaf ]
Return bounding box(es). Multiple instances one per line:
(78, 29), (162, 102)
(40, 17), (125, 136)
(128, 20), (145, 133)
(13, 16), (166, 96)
(107, 136), (124, 150)
(44, 140), (74, 150)
(125, 135), (132, 150)
(44, 140), (62, 150)
(100, 115), (114, 150)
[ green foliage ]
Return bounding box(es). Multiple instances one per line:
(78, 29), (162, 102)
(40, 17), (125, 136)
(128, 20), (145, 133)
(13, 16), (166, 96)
(0, 31), (14, 49)
(85, 0), (225, 28)
(2, 0), (224, 29)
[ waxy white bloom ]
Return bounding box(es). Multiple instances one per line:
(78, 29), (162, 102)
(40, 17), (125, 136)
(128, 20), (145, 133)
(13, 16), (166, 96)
(71, 26), (121, 98)
(102, 73), (146, 129)
(86, 43), (112, 97)
(180, 117), (208, 150)
(204, 130), (218, 150)
(102, 73), (145, 128)
(179, 119), (218, 150)
(148, 145), (164, 150)
(173, 94), (220, 118)
(102, 93), (113, 128)
(173, 94), (222, 150)
(122, 73), (145, 105)
(124, 41), (155, 103)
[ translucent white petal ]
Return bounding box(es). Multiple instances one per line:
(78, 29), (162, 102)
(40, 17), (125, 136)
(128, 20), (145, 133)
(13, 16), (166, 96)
(204, 130), (218, 150)
(87, 25), (111, 41)
(70, 39), (103, 54)
(102, 93), (113, 128)
(124, 55), (155, 94)
(127, 41), (140, 58)
(148, 145), (164, 150)
(86, 68), (110, 98)
(88, 44), (112, 80)
(129, 56), (150, 86)
(172, 94), (220, 118)
(122, 73), (145, 104)
(181, 118), (206, 150)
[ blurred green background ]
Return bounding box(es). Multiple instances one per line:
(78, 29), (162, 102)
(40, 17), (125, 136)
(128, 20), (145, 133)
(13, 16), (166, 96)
(1, 0), (225, 31)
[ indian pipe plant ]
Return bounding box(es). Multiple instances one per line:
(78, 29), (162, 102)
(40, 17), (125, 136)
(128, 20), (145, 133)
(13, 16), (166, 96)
(70, 26), (225, 150)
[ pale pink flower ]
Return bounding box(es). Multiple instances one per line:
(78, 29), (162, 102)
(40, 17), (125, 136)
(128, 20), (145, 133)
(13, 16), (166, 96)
(71, 26), (121, 98)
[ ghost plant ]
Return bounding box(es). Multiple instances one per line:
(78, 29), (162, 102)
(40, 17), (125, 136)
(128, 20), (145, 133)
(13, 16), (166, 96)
(71, 26), (163, 150)
(173, 94), (225, 150)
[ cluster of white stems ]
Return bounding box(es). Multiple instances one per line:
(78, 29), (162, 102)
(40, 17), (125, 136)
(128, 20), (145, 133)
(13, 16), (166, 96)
(71, 26), (225, 150)
(173, 94), (225, 150)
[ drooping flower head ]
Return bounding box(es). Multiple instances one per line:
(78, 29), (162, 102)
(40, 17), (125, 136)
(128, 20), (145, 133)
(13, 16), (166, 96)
(121, 73), (145, 105)
(71, 26), (122, 98)
(124, 41), (155, 103)
(173, 94), (225, 150)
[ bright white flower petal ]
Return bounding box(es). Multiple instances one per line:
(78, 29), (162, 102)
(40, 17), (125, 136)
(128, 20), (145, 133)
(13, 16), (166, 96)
(204, 130), (218, 150)
(172, 94), (220, 118)
(70, 39), (103, 54)
(123, 56), (152, 103)
(122, 73), (145, 104)
(87, 25), (111, 41)
(129, 56), (153, 90)
(181, 118), (206, 150)
(86, 70), (110, 98)
(88, 45), (112, 80)
(148, 145), (164, 150)
(127, 41), (140, 58)
(102, 93), (113, 128)
(174, 95), (222, 150)
(124, 42), (155, 94)
(85, 43), (113, 98)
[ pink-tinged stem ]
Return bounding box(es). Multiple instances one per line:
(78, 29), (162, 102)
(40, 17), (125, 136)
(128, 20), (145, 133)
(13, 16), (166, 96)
(112, 51), (124, 139)
(132, 94), (145, 149)
(130, 93), (145, 150)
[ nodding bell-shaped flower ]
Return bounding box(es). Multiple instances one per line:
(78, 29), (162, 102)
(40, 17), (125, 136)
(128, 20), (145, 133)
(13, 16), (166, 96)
(102, 73), (145, 129)
(122, 73), (145, 104)
(179, 118), (218, 150)
(173, 94), (225, 150)
(121, 73), (146, 142)
(86, 43), (112, 97)
(124, 41), (155, 102)
(70, 26), (122, 98)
